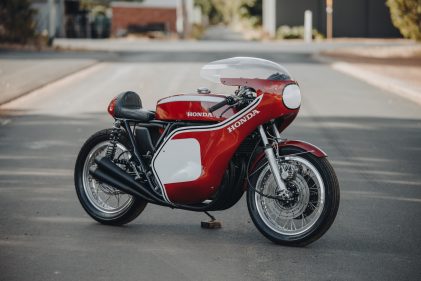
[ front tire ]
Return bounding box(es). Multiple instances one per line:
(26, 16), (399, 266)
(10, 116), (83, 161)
(247, 147), (340, 246)
(74, 129), (147, 225)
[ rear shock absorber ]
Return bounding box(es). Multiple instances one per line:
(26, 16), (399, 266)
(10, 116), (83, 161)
(106, 120), (122, 159)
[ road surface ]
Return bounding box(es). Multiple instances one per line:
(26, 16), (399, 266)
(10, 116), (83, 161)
(0, 41), (420, 281)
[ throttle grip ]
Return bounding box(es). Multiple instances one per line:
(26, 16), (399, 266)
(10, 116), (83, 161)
(208, 99), (228, 113)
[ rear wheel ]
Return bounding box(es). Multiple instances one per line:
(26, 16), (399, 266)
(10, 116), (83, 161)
(247, 147), (339, 246)
(74, 129), (147, 225)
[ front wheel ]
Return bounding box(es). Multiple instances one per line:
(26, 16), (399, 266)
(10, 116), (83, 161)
(247, 147), (340, 246)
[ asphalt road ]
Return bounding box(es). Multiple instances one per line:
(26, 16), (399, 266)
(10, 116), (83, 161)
(0, 41), (420, 281)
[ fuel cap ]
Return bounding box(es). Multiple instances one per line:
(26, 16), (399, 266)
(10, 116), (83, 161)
(197, 87), (210, 94)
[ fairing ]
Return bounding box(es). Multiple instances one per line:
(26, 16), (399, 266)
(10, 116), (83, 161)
(148, 57), (305, 204)
(200, 57), (292, 84)
(152, 79), (299, 204)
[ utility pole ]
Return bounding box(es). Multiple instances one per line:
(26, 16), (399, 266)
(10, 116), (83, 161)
(326, 0), (333, 39)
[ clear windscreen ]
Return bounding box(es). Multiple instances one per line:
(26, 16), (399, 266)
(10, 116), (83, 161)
(200, 57), (292, 84)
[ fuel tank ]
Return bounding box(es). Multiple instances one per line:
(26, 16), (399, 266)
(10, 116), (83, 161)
(155, 93), (236, 122)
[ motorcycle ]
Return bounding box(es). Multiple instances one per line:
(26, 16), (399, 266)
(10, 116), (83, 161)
(74, 57), (340, 246)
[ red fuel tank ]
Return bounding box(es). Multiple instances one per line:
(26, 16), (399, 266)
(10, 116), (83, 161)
(155, 93), (236, 122)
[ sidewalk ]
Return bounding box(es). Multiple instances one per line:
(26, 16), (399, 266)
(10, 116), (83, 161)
(320, 45), (421, 106)
(0, 50), (99, 105)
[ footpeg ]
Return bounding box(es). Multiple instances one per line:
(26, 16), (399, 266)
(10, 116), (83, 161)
(201, 211), (222, 229)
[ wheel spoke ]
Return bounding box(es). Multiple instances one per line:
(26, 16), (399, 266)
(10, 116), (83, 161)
(291, 219), (296, 231)
(282, 219), (289, 229)
(253, 155), (325, 236)
(82, 141), (133, 214)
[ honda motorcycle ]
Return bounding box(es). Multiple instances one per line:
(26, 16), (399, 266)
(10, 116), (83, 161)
(74, 57), (340, 246)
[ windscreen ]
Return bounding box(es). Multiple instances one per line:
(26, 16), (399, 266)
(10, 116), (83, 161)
(200, 57), (292, 84)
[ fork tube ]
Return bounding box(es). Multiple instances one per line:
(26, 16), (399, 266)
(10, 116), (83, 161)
(271, 120), (282, 143)
(258, 125), (287, 192)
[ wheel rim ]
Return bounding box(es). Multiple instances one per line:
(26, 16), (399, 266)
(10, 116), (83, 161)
(82, 141), (133, 215)
(254, 156), (325, 236)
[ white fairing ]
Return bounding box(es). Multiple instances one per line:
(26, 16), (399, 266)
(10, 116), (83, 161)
(200, 57), (292, 84)
(153, 138), (202, 184)
(282, 84), (301, 109)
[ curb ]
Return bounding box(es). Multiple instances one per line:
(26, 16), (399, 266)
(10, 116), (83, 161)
(0, 60), (99, 106)
(331, 62), (421, 106)
(313, 54), (421, 106)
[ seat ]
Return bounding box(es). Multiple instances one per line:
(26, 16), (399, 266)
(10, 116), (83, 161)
(114, 91), (155, 122)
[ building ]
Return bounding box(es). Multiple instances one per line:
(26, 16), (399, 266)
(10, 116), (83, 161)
(30, 0), (194, 39)
(31, 0), (110, 39)
(111, 0), (194, 37)
(263, 0), (401, 38)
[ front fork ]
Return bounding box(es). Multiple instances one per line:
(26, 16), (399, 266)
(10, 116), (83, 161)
(257, 123), (288, 195)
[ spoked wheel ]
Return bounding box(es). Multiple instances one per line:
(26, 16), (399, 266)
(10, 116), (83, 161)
(247, 147), (339, 246)
(74, 129), (147, 225)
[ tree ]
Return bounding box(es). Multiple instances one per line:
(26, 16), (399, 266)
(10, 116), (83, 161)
(0, 0), (36, 44)
(241, 0), (262, 27)
(195, 0), (260, 25)
(386, 0), (421, 40)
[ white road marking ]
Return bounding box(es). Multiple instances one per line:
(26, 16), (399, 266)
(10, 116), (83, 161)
(332, 61), (421, 106)
(0, 118), (11, 126)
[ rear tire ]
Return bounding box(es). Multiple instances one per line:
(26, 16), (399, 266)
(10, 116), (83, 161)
(74, 129), (147, 225)
(247, 147), (340, 246)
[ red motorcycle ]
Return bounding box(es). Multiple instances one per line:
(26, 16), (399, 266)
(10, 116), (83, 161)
(74, 57), (339, 246)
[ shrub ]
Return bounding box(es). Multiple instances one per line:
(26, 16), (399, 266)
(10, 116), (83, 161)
(191, 24), (205, 40)
(276, 25), (324, 40)
(0, 0), (36, 44)
(386, 0), (421, 40)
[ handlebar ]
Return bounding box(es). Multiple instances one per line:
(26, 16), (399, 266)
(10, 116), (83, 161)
(208, 89), (256, 113)
(208, 99), (229, 113)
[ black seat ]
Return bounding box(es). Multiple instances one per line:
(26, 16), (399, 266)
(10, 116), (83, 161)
(114, 91), (155, 122)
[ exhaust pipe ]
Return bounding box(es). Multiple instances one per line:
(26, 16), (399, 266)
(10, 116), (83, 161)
(89, 157), (168, 205)
(89, 167), (146, 199)
(89, 157), (217, 212)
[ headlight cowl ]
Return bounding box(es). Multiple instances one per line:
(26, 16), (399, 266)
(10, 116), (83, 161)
(282, 84), (301, 109)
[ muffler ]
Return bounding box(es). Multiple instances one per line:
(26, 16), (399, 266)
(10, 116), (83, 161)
(89, 157), (167, 204)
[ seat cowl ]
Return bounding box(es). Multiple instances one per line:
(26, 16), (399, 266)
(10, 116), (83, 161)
(114, 91), (155, 122)
(116, 108), (155, 121)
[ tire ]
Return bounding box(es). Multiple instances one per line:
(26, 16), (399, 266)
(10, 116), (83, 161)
(247, 147), (340, 246)
(74, 129), (147, 225)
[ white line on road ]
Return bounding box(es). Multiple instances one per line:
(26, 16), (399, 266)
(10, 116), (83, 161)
(0, 118), (11, 126)
(0, 63), (105, 111)
(331, 61), (421, 106)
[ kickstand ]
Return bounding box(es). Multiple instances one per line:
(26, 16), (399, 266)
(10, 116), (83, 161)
(201, 211), (222, 229)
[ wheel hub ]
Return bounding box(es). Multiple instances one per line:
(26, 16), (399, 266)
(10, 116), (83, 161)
(268, 174), (310, 219)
